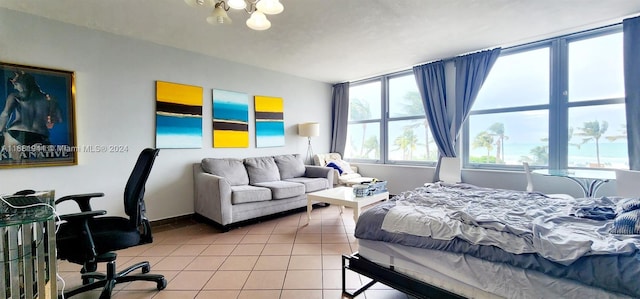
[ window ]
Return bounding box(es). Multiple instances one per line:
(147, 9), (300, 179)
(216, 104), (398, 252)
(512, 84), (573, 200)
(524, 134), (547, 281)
(345, 72), (436, 164)
(567, 32), (626, 168)
(345, 80), (382, 160)
(467, 47), (551, 165)
(465, 27), (627, 170)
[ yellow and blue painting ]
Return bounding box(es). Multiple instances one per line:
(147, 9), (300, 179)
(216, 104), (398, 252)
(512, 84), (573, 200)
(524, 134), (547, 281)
(254, 96), (284, 148)
(213, 89), (249, 148)
(155, 81), (203, 148)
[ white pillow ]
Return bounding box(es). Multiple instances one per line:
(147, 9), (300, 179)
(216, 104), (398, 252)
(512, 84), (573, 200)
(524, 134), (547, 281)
(332, 159), (353, 175)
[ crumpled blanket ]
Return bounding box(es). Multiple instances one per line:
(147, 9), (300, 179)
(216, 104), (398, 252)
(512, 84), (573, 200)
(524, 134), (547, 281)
(381, 183), (640, 265)
(571, 206), (616, 220)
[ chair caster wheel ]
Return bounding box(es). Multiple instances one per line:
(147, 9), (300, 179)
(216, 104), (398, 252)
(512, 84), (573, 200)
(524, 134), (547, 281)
(157, 278), (167, 290)
(142, 264), (150, 273)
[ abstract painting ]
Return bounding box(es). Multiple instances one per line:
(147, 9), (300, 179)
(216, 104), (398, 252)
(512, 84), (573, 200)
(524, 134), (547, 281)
(212, 89), (249, 148)
(254, 95), (285, 147)
(155, 81), (203, 148)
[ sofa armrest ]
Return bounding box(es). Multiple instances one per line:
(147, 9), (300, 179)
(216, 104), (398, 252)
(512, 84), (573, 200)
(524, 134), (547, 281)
(193, 164), (233, 226)
(304, 165), (334, 186)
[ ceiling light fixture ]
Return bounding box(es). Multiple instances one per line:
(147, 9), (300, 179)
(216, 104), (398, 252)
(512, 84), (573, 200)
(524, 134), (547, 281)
(185, 0), (284, 31)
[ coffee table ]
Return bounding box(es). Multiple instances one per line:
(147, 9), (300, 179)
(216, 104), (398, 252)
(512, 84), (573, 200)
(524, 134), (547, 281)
(306, 186), (389, 223)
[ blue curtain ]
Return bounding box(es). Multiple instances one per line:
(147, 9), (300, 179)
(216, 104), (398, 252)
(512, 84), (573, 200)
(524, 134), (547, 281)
(412, 48), (501, 159)
(624, 16), (640, 170)
(412, 61), (453, 157)
(330, 82), (349, 156)
(453, 48), (501, 144)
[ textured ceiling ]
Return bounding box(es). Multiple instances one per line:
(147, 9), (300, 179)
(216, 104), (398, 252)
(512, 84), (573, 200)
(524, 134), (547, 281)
(1, 0), (640, 83)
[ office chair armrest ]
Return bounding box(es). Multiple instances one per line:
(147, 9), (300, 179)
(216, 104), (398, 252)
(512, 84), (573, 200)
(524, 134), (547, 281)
(58, 210), (106, 263)
(58, 210), (107, 222)
(55, 192), (105, 212)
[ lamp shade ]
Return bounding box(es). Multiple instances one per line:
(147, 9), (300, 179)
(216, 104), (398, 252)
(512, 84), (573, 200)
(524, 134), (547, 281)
(207, 5), (232, 24)
(227, 0), (247, 10)
(246, 11), (271, 30)
(298, 122), (320, 137)
(256, 0), (284, 15)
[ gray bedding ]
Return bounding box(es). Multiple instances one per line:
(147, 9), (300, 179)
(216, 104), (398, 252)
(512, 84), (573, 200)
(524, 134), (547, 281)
(354, 183), (640, 297)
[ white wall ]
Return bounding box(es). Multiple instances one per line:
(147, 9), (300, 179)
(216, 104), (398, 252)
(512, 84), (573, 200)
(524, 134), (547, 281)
(0, 9), (332, 221)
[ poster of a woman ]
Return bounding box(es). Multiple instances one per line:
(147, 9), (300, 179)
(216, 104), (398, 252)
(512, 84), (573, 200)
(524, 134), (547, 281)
(0, 62), (77, 168)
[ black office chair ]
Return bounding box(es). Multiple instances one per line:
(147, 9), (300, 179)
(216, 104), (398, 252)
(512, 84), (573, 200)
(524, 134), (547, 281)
(55, 148), (167, 299)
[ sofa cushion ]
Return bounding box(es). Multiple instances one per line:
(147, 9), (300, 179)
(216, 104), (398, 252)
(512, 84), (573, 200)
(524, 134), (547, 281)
(253, 181), (305, 199)
(244, 156), (281, 184)
(201, 158), (249, 186)
(274, 154), (306, 179)
(284, 177), (328, 193)
(230, 185), (272, 204)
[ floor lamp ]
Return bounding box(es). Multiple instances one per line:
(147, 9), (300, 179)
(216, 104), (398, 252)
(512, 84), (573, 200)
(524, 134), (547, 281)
(298, 122), (319, 164)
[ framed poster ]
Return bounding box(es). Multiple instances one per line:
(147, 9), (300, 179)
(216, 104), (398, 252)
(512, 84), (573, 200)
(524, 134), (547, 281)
(212, 89), (249, 148)
(155, 81), (203, 149)
(0, 62), (77, 168)
(254, 95), (284, 148)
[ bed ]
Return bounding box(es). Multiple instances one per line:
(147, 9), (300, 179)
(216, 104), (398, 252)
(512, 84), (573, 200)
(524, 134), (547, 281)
(343, 182), (640, 299)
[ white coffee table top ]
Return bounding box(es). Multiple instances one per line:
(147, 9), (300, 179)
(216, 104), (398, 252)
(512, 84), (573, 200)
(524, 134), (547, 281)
(308, 186), (360, 202)
(306, 186), (389, 223)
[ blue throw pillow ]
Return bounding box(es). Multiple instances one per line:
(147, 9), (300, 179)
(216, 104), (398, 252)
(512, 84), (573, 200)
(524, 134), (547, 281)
(611, 209), (640, 235)
(326, 161), (344, 175)
(616, 197), (640, 214)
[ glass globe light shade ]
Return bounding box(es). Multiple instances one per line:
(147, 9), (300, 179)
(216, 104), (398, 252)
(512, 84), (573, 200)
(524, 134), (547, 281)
(227, 0), (247, 10)
(246, 11), (271, 30)
(256, 0), (284, 15)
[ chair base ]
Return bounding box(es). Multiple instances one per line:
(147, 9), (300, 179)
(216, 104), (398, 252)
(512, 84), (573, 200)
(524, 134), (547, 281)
(60, 259), (166, 299)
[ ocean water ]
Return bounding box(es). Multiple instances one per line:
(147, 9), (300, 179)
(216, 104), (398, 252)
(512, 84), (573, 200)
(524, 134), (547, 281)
(471, 142), (629, 167)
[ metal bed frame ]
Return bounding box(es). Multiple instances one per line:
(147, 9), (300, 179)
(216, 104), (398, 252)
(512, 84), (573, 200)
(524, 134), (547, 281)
(342, 252), (466, 299)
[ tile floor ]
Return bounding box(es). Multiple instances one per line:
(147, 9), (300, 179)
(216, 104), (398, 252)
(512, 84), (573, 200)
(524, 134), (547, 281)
(56, 204), (411, 299)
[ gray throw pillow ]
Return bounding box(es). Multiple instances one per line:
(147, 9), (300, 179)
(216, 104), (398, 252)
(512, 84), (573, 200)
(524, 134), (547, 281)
(274, 154), (306, 179)
(244, 156), (281, 184)
(201, 158), (249, 186)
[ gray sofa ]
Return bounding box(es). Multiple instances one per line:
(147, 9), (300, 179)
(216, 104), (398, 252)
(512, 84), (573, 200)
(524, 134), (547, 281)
(193, 154), (333, 228)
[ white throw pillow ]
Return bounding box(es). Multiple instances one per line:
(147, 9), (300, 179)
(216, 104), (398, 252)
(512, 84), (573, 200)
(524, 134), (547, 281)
(332, 159), (353, 175)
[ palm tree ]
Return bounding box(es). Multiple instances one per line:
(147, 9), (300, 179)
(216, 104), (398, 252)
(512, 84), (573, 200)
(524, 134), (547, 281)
(575, 120), (608, 167)
(529, 145), (549, 165)
(393, 127), (421, 160)
(349, 98), (371, 157)
(405, 120), (435, 160)
(472, 131), (494, 162)
(605, 123), (627, 142)
(400, 91), (425, 116)
(401, 91), (433, 159)
(487, 122), (508, 163)
(362, 135), (379, 158)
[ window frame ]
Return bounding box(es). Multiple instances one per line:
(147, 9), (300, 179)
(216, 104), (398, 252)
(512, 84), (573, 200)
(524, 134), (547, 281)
(346, 77), (384, 163)
(463, 25), (625, 171)
(346, 70), (436, 166)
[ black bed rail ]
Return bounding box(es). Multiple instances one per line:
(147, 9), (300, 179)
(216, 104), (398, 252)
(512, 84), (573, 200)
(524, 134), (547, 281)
(342, 253), (467, 299)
